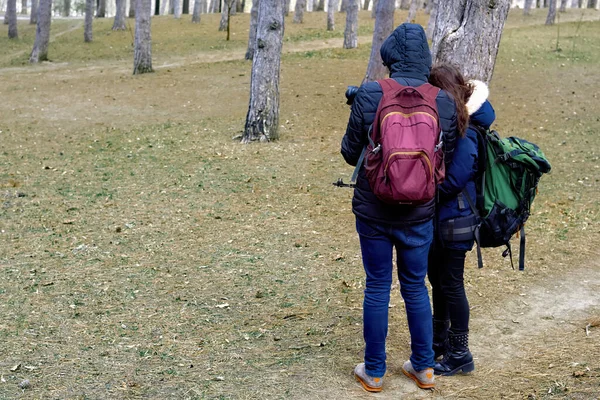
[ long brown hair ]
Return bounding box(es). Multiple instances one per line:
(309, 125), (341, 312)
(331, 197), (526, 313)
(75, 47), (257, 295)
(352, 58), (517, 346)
(429, 64), (473, 137)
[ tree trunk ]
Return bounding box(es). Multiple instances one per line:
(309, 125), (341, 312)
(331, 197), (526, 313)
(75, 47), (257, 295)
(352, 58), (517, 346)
(161, 0), (168, 14)
(406, 0), (418, 21)
(154, 0), (159, 15)
(30, 0), (52, 62)
(63, 0), (71, 16)
(284, 0), (290, 15)
(363, 0), (370, 9)
(399, 0), (409, 8)
(192, 0), (201, 21)
(431, 0), (510, 84)
(201, 0), (207, 12)
(134, 0), (153, 74)
(425, 0), (432, 13)
(371, 0), (377, 17)
(545, 0), (556, 24)
(363, 0), (394, 83)
(340, 0), (349, 11)
(96, 0), (106, 17)
(426, 0), (437, 39)
(245, 0), (258, 58)
(7, 0), (18, 38)
(317, 0), (325, 10)
(343, 0), (358, 48)
(327, 0), (338, 29)
(524, 0), (533, 14)
(293, 0), (305, 23)
(588, 0), (597, 8)
(182, 0), (189, 13)
(30, 0), (38, 23)
(219, 0), (233, 29)
(112, 0), (127, 29)
(570, 0), (578, 7)
(85, 0), (94, 41)
(243, 0), (284, 143)
(130, 0), (136, 17)
(21, 0), (27, 14)
(559, 0), (567, 10)
(174, 0), (182, 18)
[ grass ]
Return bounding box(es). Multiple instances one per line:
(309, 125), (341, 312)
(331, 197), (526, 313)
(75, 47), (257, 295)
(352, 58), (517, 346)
(1, 8), (600, 400)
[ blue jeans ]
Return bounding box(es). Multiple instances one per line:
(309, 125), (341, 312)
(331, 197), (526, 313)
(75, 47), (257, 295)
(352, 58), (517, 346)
(356, 217), (434, 377)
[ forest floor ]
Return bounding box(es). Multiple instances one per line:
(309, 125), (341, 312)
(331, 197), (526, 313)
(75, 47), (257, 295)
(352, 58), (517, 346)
(1, 8), (600, 400)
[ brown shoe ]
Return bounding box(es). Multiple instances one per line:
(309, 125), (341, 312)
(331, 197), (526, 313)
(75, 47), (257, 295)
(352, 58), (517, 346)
(402, 360), (435, 390)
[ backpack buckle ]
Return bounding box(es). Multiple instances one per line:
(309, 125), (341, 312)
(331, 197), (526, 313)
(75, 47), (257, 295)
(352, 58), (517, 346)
(371, 144), (381, 155)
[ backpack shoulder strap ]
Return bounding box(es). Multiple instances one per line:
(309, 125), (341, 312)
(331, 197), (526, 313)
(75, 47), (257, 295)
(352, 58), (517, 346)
(377, 78), (405, 94)
(416, 83), (441, 102)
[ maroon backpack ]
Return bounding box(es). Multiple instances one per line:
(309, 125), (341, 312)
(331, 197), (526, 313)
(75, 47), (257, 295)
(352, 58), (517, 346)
(364, 79), (445, 204)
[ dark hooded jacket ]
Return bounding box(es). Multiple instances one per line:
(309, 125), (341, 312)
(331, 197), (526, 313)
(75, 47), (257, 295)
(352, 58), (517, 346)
(341, 24), (458, 226)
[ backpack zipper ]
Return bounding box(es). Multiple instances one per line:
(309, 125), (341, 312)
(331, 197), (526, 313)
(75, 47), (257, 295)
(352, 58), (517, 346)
(384, 151), (433, 178)
(380, 111), (438, 126)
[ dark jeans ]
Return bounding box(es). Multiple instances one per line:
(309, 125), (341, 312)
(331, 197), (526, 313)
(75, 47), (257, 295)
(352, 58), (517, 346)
(356, 217), (435, 377)
(428, 243), (469, 334)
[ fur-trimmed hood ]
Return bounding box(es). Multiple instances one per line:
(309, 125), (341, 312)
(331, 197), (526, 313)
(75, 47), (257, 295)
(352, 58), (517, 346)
(467, 80), (495, 129)
(466, 80), (489, 115)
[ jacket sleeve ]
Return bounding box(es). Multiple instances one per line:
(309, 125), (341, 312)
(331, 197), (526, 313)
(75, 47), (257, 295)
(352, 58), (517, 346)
(435, 90), (458, 166)
(341, 84), (380, 166)
(438, 132), (478, 200)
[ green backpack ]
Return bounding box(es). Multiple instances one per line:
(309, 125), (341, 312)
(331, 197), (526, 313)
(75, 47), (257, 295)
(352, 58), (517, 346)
(465, 125), (552, 270)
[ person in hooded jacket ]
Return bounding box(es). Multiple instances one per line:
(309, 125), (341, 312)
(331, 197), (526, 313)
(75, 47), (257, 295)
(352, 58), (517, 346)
(341, 24), (459, 392)
(427, 64), (496, 376)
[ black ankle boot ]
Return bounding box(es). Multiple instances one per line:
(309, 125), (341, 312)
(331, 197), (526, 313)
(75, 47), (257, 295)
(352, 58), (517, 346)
(432, 319), (449, 360)
(434, 331), (474, 376)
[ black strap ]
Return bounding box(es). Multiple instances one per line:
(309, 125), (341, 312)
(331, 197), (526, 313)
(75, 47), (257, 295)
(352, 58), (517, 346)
(519, 225), (526, 271)
(462, 190), (484, 269)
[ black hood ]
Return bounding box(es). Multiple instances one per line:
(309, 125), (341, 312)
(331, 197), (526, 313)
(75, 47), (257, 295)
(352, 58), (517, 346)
(380, 23), (432, 82)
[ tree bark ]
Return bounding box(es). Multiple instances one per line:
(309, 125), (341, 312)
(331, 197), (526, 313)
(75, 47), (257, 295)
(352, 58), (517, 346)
(154, 0), (159, 15)
(431, 0), (510, 84)
(363, 0), (370, 9)
(293, 0), (305, 23)
(96, 0), (106, 17)
(113, 0), (127, 29)
(343, 0), (358, 48)
(245, 0), (258, 58)
(545, 0), (556, 24)
(371, 0), (377, 16)
(160, 0), (168, 14)
(284, 0), (290, 15)
(317, 0), (325, 10)
(30, 0), (52, 62)
(134, 0), (153, 74)
(340, 0), (350, 11)
(570, 0), (578, 7)
(219, 0), (234, 29)
(182, 0), (189, 13)
(363, 0), (394, 83)
(21, 0), (27, 14)
(7, 0), (18, 38)
(426, 0), (437, 39)
(64, 0), (71, 16)
(85, 0), (94, 41)
(174, 0), (182, 18)
(130, 0), (137, 17)
(587, 0), (597, 8)
(399, 0), (409, 9)
(201, 0), (207, 12)
(243, 0), (284, 143)
(30, 0), (38, 23)
(327, 0), (338, 29)
(192, 0), (201, 21)
(406, 0), (418, 22)
(559, 0), (567, 10)
(524, 0), (533, 14)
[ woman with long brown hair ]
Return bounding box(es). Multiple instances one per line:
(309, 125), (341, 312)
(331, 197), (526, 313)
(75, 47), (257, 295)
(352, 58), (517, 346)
(427, 63), (496, 376)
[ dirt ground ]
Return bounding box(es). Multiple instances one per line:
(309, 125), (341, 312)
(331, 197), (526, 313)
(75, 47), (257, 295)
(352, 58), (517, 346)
(1, 9), (599, 400)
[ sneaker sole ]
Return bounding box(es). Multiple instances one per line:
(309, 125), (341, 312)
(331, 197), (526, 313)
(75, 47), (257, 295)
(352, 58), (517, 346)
(401, 368), (435, 390)
(354, 374), (383, 393)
